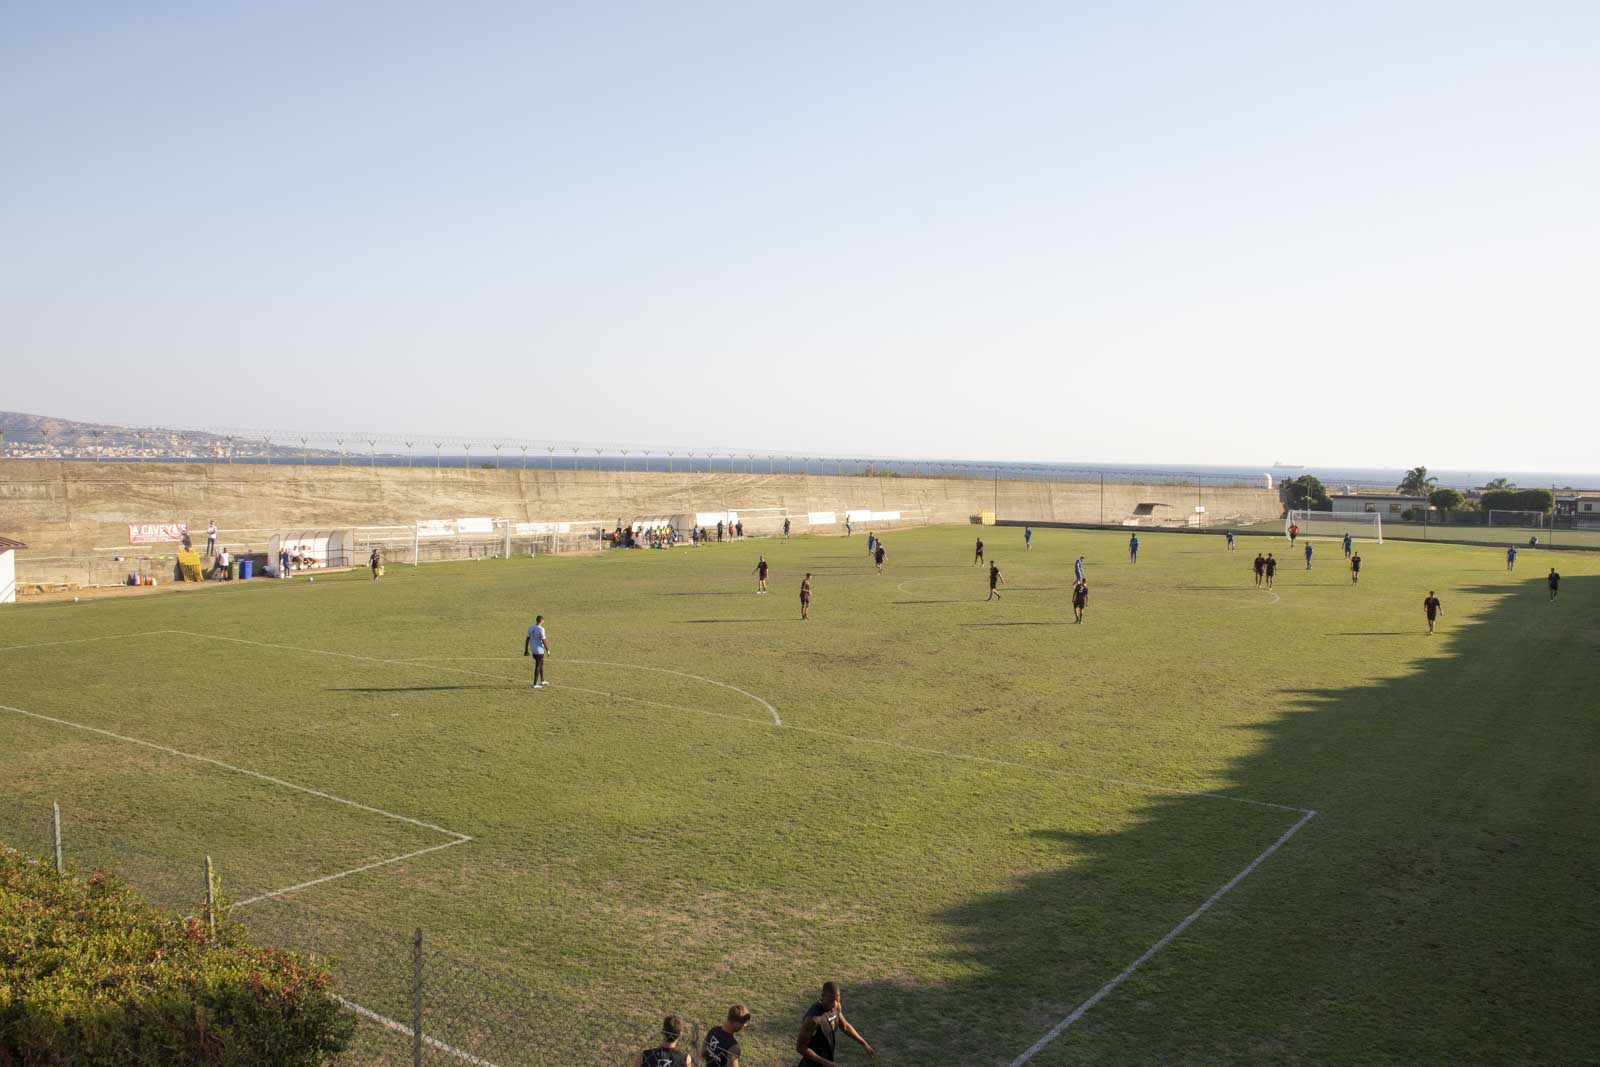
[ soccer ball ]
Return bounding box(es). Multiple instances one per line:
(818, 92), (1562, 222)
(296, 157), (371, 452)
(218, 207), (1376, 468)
(72, 597), (80, 603)
(308, 576), (315, 583)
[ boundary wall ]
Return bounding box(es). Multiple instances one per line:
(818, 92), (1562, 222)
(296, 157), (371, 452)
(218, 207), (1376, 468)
(0, 461), (1283, 589)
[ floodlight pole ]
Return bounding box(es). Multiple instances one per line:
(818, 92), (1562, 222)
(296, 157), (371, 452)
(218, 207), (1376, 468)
(520, 445), (528, 469)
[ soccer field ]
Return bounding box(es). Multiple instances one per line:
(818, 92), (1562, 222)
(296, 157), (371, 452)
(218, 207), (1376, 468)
(3, 527), (1597, 1066)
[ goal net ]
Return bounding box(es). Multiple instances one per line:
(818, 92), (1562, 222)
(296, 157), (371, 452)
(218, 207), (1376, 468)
(1487, 510), (1545, 529)
(1286, 510), (1383, 544)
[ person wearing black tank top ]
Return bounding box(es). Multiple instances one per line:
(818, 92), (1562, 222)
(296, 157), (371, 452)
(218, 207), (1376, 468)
(702, 1004), (751, 1067)
(636, 1014), (692, 1067)
(796, 981), (874, 1066)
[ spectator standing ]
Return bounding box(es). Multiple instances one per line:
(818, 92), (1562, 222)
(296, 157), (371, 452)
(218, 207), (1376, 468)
(206, 521), (217, 556)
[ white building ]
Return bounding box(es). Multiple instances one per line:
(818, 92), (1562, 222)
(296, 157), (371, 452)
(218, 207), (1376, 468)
(0, 536), (25, 604)
(1330, 494), (1428, 517)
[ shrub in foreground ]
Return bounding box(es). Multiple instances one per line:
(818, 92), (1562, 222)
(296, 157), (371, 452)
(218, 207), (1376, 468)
(0, 846), (353, 1066)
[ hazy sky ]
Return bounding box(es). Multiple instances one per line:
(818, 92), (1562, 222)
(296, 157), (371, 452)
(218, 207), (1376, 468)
(4, 3), (1597, 469)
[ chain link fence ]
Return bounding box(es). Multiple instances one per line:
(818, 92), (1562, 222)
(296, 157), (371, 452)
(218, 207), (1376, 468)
(0, 798), (783, 1067)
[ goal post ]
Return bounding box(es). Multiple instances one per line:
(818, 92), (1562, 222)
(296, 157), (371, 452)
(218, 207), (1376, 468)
(1286, 510), (1383, 544)
(1487, 509), (1546, 530)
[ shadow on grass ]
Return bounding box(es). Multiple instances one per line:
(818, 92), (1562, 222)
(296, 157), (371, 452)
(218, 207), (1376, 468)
(329, 685), (513, 693)
(970, 621), (1069, 627)
(681, 619), (787, 625)
(814, 576), (1600, 1065)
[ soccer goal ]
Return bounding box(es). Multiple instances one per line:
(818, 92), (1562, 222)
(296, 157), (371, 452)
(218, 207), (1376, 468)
(1286, 510), (1383, 543)
(1487, 509), (1546, 530)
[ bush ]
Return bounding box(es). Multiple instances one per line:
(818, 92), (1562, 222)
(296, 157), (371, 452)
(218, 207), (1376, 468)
(1479, 488), (1553, 514)
(1428, 488), (1464, 510)
(1284, 475), (1331, 511)
(0, 847), (352, 1066)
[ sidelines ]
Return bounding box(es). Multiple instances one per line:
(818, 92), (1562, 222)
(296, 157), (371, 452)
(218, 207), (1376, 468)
(331, 994), (501, 1067)
(1008, 809), (1317, 1065)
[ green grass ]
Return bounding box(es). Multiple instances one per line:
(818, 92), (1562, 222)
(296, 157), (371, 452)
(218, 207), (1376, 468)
(2, 527), (1596, 1065)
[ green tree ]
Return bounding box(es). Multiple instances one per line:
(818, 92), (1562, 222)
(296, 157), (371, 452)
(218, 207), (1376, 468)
(1484, 476), (1516, 491)
(1285, 474), (1331, 511)
(1398, 466), (1437, 497)
(1429, 487), (1464, 510)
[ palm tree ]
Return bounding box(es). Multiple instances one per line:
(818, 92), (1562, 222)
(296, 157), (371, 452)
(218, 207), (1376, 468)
(1484, 476), (1515, 491)
(1397, 466), (1437, 497)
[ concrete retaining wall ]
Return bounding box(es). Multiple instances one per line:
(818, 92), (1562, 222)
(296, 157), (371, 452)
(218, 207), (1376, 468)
(0, 461), (1284, 588)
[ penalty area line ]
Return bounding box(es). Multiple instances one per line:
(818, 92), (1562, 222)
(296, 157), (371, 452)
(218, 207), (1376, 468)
(1008, 808), (1317, 1065)
(330, 994), (502, 1067)
(0, 701), (472, 907)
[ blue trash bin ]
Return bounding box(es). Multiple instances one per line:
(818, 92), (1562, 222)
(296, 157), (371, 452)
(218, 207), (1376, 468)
(239, 560), (253, 580)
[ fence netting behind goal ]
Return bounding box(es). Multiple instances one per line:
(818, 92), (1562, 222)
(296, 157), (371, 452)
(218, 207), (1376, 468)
(1487, 510), (1546, 529)
(1286, 511), (1383, 543)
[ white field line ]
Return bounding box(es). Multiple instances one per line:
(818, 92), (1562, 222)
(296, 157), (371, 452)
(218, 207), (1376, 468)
(0, 631), (176, 652)
(0, 691), (472, 909)
(231, 837), (471, 908)
(330, 993), (502, 1067)
(11, 629), (1312, 812)
(1009, 808), (1317, 1065)
(15, 628), (1320, 1055)
(403, 656), (1309, 814)
(405, 655), (782, 725)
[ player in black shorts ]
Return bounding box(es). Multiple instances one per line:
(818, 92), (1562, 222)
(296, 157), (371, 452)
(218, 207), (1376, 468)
(1423, 591), (1443, 634)
(800, 573), (812, 621)
(1253, 553), (1266, 588)
(1264, 552), (1277, 590)
(974, 537), (985, 565)
(1072, 579), (1088, 623)
(987, 561), (1004, 600)
(874, 542), (886, 573)
(636, 1014), (690, 1067)
(796, 982), (873, 1066)
(1549, 568), (1561, 600)
(703, 1004), (751, 1067)
(753, 556), (769, 595)
(1350, 552), (1362, 584)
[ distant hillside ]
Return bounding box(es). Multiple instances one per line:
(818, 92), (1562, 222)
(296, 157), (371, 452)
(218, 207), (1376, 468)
(0, 412), (327, 457)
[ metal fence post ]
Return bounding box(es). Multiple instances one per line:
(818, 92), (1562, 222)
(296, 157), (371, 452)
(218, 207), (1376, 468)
(52, 801), (63, 875)
(205, 855), (217, 937)
(413, 928), (424, 1067)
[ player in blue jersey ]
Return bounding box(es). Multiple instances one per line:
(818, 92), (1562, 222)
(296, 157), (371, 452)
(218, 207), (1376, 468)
(1024, 526), (1033, 550)
(1225, 530), (1235, 551)
(1304, 541), (1313, 569)
(522, 615), (550, 689)
(1506, 545), (1517, 571)
(1128, 534), (1139, 562)
(1343, 532), (1353, 558)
